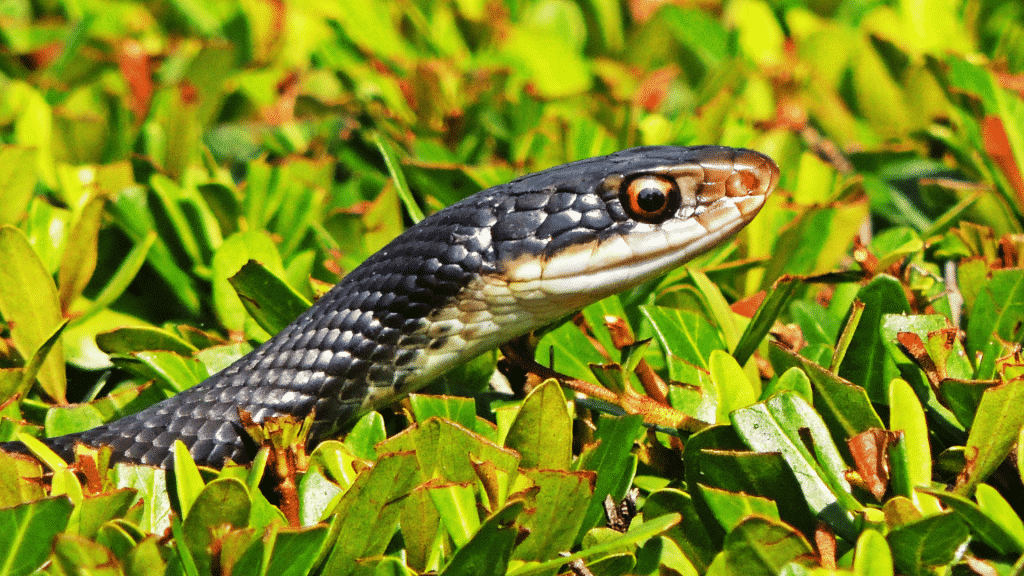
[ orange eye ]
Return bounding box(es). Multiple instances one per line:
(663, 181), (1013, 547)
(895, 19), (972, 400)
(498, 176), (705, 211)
(619, 175), (680, 224)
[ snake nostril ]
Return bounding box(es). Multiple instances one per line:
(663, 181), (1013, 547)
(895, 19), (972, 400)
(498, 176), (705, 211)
(726, 170), (760, 197)
(739, 170), (760, 192)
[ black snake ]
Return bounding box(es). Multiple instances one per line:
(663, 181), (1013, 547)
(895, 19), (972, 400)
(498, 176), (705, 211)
(3, 146), (779, 468)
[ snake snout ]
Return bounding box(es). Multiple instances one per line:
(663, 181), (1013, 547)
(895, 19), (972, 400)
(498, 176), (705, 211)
(728, 149), (780, 200)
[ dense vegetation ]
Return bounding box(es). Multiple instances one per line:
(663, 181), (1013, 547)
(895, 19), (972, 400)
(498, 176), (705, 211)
(2, 0), (1024, 574)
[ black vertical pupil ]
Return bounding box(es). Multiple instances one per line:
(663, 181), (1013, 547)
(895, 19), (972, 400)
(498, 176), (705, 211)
(637, 187), (666, 212)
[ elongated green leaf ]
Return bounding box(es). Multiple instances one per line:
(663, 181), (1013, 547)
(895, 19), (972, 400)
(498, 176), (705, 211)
(408, 394), (477, 431)
(174, 441), (206, 520)
(378, 418), (520, 485)
(922, 488), (1024, 555)
(73, 230), (156, 325)
(212, 230), (285, 339)
(710, 349), (758, 422)
(0, 226), (67, 402)
(966, 269), (1024, 361)
(837, 276), (910, 402)
(228, 259), (311, 335)
(263, 525), (331, 576)
(774, 344), (884, 443)
(573, 414), (645, 543)
(375, 134), (424, 223)
(643, 489), (718, 573)
(0, 146), (37, 226)
(57, 195), (105, 312)
(641, 305), (726, 373)
(733, 276), (799, 366)
(508, 512), (680, 576)
(128, 350), (209, 393)
(112, 463), (172, 535)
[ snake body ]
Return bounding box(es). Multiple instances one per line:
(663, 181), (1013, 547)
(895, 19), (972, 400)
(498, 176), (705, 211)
(5, 146), (778, 468)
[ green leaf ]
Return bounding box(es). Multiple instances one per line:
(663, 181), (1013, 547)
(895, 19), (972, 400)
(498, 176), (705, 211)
(922, 488), (1024, 556)
(709, 516), (815, 576)
(965, 269), (1024, 361)
(96, 326), (198, 356)
(573, 414), (645, 543)
(513, 469), (594, 562)
(263, 525), (331, 576)
(0, 496), (74, 576)
(0, 225), (67, 402)
(535, 320), (605, 385)
(886, 512), (969, 576)
(182, 478), (252, 574)
(112, 463), (172, 536)
(127, 350), (209, 393)
(427, 481), (480, 548)
(774, 344), (884, 445)
(508, 512), (681, 576)
(504, 379), (572, 470)
(440, 501), (524, 576)
(958, 374), (1024, 495)
(66, 488), (136, 539)
(697, 484), (780, 532)
(643, 489), (718, 573)
(375, 134), (424, 223)
(733, 277), (799, 366)
(0, 146), (38, 226)
(887, 379), (941, 514)
(321, 451), (421, 576)
(853, 529), (894, 576)
(174, 441), (207, 520)
(837, 276), (911, 402)
(378, 418), (520, 486)
(642, 305), (727, 374)
(409, 395), (478, 431)
(56, 195), (105, 312)
(108, 187), (200, 313)
(0, 451), (45, 508)
(212, 230), (285, 339)
(710, 349), (758, 423)
(731, 392), (860, 539)
(228, 260), (311, 335)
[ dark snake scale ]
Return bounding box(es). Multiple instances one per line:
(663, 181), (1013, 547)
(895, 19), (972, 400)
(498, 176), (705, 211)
(4, 146), (779, 468)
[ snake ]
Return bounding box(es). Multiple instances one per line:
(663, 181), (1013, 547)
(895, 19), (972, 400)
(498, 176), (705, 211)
(3, 145), (779, 468)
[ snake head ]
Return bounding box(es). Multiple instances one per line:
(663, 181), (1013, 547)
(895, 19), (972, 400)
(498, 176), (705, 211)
(487, 145), (780, 318)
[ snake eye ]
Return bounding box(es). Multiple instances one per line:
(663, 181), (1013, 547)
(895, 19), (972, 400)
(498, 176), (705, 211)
(619, 175), (681, 224)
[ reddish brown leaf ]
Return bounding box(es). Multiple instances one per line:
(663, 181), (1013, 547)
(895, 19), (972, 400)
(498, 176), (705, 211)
(633, 65), (679, 112)
(118, 39), (154, 122)
(982, 116), (1024, 206)
(896, 332), (941, 386)
(731, 291), (766, 318)
(847, 428), (895, 501)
